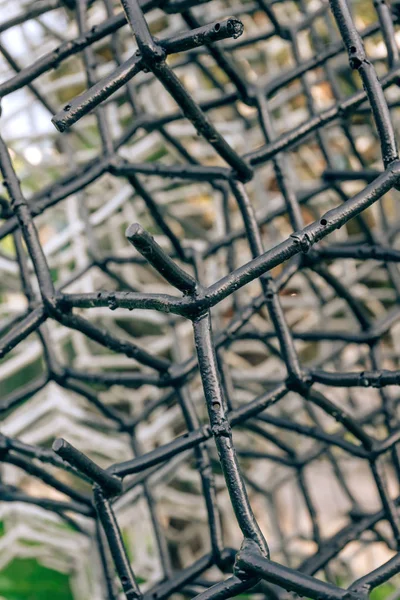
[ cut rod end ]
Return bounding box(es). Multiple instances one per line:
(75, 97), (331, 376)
(226, 18), (244, 40)
(51, 115), (67, 133)
(125, 222), (144, 241)
(52, 437), (67, 454)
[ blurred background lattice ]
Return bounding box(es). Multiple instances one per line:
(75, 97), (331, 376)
(2, 0), (400, 598)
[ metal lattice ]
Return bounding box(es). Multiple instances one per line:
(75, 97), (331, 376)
(2, 0), (400, 598)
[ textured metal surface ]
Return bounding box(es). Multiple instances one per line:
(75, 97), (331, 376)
(2, 0), (400, 598)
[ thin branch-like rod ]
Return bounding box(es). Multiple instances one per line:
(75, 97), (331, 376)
(0, 306), (47, 358)
(349, 551), (400, 593)
(310, 369), (400, 388)
(316, 243), (400, 261)
(150, 59), (253, 182)
(109, 427), (209, 476)
(236, 541), (361, 600)
(0, 374), (49, 413)
(0, 0), (61, 35)
(201, 163), (400, 309)
(0, 0), (159, 97)
(94, 486), (143, 600)
(329, 0), (398, 168)
(247, 64), (400, 167)
(110, 159), (230, 181)
(0, 485), (94, 517)
(110, 383), (288, 476)
(53, 438), (123, 496)
(5, 453), (92, 506)
(191, 576), (257, 600)
(51, 17), (244, 131)
(143, 553), (216, 600)
(193, 312), (269, 556)
(323, 168), (382, 182)
(126, 223), (197, 294)
(300, 495), (400, 575)
(2, 0), (400, 596)
(61, 291), (187, 316)
(58, 310), (171, 371)
(59, 165), (400, 322)
(0, 135), (54, 300)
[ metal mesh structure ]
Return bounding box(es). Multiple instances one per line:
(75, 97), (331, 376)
(2, 0), (400, 598)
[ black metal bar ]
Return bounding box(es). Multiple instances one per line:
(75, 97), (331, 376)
(2, 0), (400, 597)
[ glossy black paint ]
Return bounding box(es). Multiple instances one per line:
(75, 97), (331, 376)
(1, 0), (400, 598)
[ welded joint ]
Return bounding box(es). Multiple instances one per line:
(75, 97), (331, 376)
(347, 42), (367, 70)
(233, 538), (264, 580)
(290, 229), (317, 254)
(286, 370), (313, 395)
(211, 419), (232, 439)
(134, 38), (166, 65)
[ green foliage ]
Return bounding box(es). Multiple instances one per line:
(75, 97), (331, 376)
(301, 581), (397, 600)
(0, 558), (73, 600)
(370, 582), (396, 600)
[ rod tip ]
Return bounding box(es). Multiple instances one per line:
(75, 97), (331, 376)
(226, 17), (244, 40)
(125, 222), (143, 240)
(52, 437), (67, 453)
(51, 115), (67, 133)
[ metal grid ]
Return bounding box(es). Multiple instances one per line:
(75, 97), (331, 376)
(2, 0), (400, 598)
